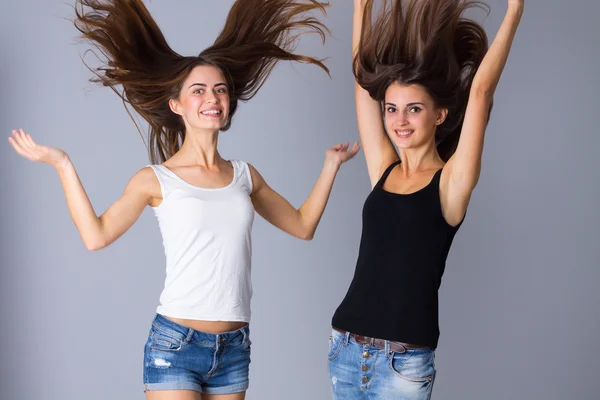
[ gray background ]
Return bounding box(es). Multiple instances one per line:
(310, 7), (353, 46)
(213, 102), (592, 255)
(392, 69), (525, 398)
(1, 0), (598, 399)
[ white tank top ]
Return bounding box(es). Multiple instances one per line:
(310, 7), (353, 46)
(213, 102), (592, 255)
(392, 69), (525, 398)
(148, 160), (255, 322)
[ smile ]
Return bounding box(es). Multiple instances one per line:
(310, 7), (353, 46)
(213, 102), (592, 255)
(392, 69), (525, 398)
(201, 109), (222, 116)
(395, 129), (414, 138)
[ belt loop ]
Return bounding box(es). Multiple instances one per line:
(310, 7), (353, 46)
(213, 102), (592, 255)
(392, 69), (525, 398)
(344, 331), (350, 346)
(385, 340), (390, 355)
(185, 328), (194, 344)
(241, 325), (248, 345)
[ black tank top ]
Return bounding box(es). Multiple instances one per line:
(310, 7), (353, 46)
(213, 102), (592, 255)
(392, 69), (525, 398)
(331, 160), (463, 349)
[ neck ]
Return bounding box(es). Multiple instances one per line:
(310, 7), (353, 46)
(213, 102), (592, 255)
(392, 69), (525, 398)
(397, 140), (444, 174)
(178, 127), (222, 167)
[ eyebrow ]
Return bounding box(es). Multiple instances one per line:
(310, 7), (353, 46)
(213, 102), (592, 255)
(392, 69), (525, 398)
(385, 102), (426, 107)
(188, 83), (228, 89)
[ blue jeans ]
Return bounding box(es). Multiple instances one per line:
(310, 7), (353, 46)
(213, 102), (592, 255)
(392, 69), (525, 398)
(143, 314), (251, 394)
(328, 329), (436, 400)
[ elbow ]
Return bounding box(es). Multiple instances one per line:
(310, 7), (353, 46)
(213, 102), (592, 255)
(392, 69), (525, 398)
(297, 226), (315, 241)
(302, 232), (315, 241)
(298, 230), (315, 241)
(84, 238), (107, 252)
(85, 243), (103, 252)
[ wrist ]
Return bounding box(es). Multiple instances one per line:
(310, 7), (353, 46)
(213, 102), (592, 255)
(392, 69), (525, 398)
(53, 154), (72, 172)
(324, 158), (341, 172)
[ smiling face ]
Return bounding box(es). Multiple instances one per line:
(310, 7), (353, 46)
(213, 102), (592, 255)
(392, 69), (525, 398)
(169, 65), (231, 132)
(383, 82), (448, 150)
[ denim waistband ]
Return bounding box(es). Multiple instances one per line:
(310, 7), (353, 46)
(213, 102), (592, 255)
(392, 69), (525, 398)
(152, 313), (250, 346)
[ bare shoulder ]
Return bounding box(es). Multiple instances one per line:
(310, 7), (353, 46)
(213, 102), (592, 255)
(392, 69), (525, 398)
(246, 163), (266, 194)
(125, 166), (162, 201)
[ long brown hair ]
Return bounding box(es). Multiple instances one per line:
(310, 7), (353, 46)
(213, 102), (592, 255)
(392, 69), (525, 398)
(74, 0), (330, 163)
(355, 0), (489, 161)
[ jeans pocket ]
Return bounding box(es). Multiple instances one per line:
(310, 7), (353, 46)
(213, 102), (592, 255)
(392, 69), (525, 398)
(328, 330), (344, 361)
(389, 349), (435, 383)
(149, 329), (184, 352)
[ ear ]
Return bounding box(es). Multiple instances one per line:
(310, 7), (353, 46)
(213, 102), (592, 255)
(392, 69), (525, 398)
(435, 108), (448, 125)
(169, 98), (183, 116)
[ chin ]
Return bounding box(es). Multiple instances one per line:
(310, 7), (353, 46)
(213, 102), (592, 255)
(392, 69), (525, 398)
(196, 121), (225, 131)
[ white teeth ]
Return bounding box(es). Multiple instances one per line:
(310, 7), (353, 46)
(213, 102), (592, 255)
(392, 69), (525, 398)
(397, 130), (413, 136)
(201, 110), (221, 115)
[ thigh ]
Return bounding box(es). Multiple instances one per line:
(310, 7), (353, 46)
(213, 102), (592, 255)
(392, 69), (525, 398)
(146, 390), (202, 400)
(202, 393), (246, 400)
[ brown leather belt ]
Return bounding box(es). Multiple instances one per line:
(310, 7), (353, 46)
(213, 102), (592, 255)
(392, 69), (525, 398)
(332, 327), (431, 354)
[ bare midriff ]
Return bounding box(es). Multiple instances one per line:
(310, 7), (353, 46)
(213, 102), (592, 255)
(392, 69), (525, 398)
(165, 317), (248, 334)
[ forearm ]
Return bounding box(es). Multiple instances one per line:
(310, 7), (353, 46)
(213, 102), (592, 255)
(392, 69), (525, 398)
(472, 4), (523, 95)
(55, 158), (105, 250)
(297, 160), (340, 240)
(353, 0), (368, 59)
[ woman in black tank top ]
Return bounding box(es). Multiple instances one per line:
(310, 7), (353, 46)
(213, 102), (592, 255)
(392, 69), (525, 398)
(328, 1), (524, 398)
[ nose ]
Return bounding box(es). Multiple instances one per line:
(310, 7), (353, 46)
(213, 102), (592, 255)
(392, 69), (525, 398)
(205, 90), (218, 104)
(397, 111), (409, 125)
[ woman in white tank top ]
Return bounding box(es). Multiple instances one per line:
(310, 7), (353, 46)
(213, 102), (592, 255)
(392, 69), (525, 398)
(8, 1), (358, 399)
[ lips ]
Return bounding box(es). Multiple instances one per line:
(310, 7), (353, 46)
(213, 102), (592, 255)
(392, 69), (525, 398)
(200, 108), (222, 117)
(394, 129), (414, 138)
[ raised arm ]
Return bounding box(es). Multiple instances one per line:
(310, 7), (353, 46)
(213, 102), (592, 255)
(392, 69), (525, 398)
(9, 129), (157, 250)
(249, 142), (359, 240)
(442, 0), (524, 226)
(354, 0), (399, 188)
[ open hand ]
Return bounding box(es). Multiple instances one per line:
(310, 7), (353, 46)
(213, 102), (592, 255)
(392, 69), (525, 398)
(325, 141), (361, 167)
(8, 129), (68, 168)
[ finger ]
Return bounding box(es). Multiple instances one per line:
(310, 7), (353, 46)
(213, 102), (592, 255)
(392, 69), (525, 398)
(331, 143), (343, 151)
(24, 133), (36, 148)
(20, 134), (36, 153)
(8, 136), (30, 158)
(344, 142), (360, 159)
(19, 133), (35, 151)
(341, 142), (349, 152)
(13, 129), (29, 148)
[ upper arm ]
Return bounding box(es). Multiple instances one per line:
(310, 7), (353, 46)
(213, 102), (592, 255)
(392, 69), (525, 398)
(97, 167), (159, 247)
(247, 164), (308, 240)
(441, 88), (492, 226)
(355, 86), (399, 188)
(353, 1), (398, 187)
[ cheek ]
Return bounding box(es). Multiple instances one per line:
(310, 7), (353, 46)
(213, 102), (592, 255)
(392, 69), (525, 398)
(183, 98), (204, 115)
(384, 113), (399, 129)
(221, 95), (231, 113)
(411, 113), (435, 129)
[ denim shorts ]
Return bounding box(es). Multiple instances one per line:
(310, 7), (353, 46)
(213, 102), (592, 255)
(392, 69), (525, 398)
(328, 329), (436, 400)
(143, 314), (251, 394)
